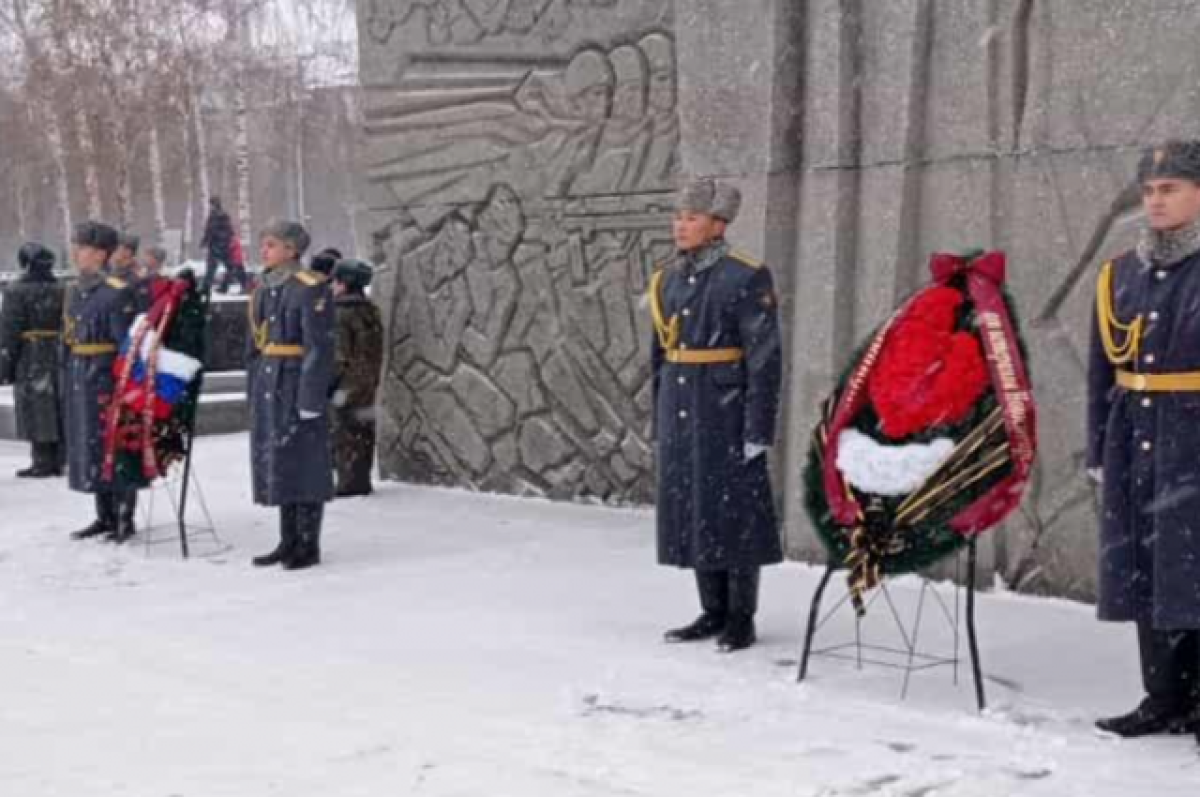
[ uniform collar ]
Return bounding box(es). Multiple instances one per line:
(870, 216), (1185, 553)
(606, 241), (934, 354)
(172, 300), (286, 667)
(76, 271), (103, 290)
(1137, 216), (1200, 269)
(262, 261), (300, 288)
(679, 239), (729, 274)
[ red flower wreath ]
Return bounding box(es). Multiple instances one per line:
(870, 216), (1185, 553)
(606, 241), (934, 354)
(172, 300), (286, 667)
(867, 286), (989, 440)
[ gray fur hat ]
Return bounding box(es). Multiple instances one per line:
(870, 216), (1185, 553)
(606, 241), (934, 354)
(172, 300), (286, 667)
(676, 178), (742, 223)
(1138, 140), (1200, 184)
(72, 221), (119, 254)
(260, 219), (312, 257)
(116, 232), (141, 253)
(145, 245), (169, 266)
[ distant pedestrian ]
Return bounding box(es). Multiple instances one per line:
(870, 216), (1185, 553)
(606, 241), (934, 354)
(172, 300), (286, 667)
(201, 196), (234, 293)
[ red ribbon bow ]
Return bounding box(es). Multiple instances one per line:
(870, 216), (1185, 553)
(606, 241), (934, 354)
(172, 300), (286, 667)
(930, 251), (1006, 286)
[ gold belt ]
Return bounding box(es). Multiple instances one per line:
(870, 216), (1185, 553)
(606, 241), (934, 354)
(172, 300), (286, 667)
(1116, 369), (1200, 392)
(261, 343), (305, 358)
(21, 330), (59, 341)
(665, 347), (744, 365)
(70, 343), (116, 356)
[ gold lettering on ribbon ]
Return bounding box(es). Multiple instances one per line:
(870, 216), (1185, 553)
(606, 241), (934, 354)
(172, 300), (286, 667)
(978, 311), (1034, 466)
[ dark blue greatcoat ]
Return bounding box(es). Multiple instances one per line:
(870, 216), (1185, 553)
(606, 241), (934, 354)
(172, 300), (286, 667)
(246, 262), (335, 506)
(1088, 248), (1200, 630)
(61, 272), (140, 493)
(651, 245), (784, 570)
(0, 272), (65, 442)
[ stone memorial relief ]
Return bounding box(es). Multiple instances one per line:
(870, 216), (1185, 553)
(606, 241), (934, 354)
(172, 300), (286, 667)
(360, 0), (676, 501)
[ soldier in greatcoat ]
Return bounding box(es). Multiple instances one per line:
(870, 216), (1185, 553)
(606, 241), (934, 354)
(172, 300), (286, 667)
(330, 259), (384, 498)
(649, 179), (784, 653)
(64, 222), (144, 542)
(1089, 140), (1200, 746)
(0, 243), (65, 477)
(248, 220), (336, 570)
(110, 232), (151, 312)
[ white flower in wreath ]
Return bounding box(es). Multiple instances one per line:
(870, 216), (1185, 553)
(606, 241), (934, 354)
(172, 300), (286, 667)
(835, 429), (956, 497)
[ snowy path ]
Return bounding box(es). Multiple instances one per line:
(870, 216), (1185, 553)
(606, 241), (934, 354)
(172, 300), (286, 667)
(0, 435), (1196, 796)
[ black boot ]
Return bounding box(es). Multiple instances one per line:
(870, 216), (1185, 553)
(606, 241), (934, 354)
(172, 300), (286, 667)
(1097, 624), (1198, 736)
(71, 493), (116, 540)
(665, 612), (727, 642)
(282, 503), (324, 571)
(665, 570), (728, 642)
(717, 613), (758, 653)
(107, 492), (138, 544)
(717, 568), (761, 653)
(252, 506), (297, 567)
(1096, 697), (1191, 737)
(17, 442), (58, 478)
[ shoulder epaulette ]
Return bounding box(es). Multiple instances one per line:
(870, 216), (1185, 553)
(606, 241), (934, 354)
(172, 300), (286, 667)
(105, 277), (127, 290)
(729, 250), (763, 269)
(293, 270), (327, 287)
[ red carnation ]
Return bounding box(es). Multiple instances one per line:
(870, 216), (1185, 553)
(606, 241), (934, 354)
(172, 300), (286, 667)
(868, 286), (989, 440)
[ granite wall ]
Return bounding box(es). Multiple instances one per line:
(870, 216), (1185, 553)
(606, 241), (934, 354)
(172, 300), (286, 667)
(358, 0), (1200, 601)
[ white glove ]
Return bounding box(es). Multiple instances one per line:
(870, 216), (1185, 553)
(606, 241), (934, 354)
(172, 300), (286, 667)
(298, 409), (321, 421)
(745, 443), (770, 461)
(1087, 468), (1103, 485)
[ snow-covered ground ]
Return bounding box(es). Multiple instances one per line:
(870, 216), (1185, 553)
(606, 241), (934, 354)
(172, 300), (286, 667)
(1, 434), (1196, 796)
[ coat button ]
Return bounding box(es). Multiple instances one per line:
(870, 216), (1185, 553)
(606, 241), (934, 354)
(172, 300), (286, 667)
(682, 308), (691, 317)
(1156, 271), (1167, 280)
(1144, 354), (1156, 364)
(1142, 440), (1153, 452)
(679, 343), (688, 350)
(677, 376), (686, 385)
(679, 410), (688, 419)
(1149, 311), (1160, 321)
(1142, 397), (1153, 408)
(688, 277), (696, 285)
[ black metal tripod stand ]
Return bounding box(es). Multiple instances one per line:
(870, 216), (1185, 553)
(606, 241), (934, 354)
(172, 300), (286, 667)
(797, 538), (987, 712)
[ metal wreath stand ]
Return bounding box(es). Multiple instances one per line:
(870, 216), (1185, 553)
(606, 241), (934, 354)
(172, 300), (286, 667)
(138, 275), (225, 559)
(797, 538), (987, 712)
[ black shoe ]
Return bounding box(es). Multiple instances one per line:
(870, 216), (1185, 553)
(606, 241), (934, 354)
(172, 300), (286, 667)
(16, 466), (56, 479)
(716, 614), (757, 653)
(281, 545), (321, 571)
(1096, 698), (1189, 738)
(106, 522), (135, 545)
(335, 487), (373, 499)
(71, 521), (113, 540)
(252, 548), (288, 567)
(252, 535), (295, 567)
(664, 612), (726, 643)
